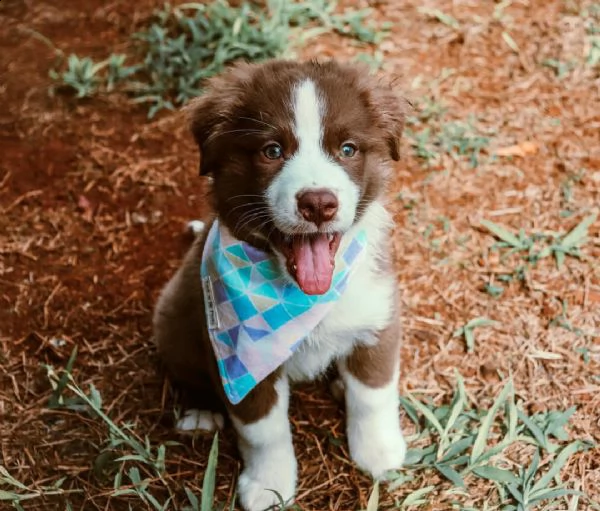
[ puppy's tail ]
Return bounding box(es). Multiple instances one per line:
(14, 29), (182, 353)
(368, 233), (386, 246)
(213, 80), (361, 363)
(186, 220), (205, 238)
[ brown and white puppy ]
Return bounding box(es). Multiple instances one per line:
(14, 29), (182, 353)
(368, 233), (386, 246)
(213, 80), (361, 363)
(153, 60), (406, 511)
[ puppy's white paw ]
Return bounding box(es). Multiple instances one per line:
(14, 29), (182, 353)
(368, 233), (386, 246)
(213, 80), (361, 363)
(176, 409), (224, 433)
(186, 220), (205, 237)
(349, 421), (406, 479)
(237, 464), (296, 511)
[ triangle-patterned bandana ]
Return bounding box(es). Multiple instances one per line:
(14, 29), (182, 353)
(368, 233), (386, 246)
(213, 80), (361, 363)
(200, 220), (368, 404)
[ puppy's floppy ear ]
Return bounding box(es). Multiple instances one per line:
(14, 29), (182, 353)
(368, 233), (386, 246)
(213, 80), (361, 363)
(184, 93), (224, 176)
(360, 70), (410, 162)
(184, 62), (255, 175)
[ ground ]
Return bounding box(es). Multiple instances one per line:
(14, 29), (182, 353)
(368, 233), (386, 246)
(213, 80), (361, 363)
(1, 0), (599, 510)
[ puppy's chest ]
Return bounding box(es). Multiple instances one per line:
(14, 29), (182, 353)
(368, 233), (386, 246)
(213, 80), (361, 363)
(284, 250), (396, 382)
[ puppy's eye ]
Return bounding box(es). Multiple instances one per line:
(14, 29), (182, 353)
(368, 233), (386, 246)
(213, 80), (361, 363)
(262, 143), (283, 160)
(340, 142), (357, 158)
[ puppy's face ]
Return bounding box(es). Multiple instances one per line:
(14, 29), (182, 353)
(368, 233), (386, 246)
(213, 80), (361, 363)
(187, 60), (405, 295)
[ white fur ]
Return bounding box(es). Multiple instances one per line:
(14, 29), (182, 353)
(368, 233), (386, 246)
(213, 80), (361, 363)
(284, 200), (396, 381)
(231, 377), (297, 511)
(265, 79), (360, 234)
(339, 361), (406, 478)
(176, 409), (224, 433)
(187, 220), (205, 236)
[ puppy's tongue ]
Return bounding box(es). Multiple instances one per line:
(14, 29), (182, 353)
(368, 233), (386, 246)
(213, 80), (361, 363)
(292, 234), (333, 295)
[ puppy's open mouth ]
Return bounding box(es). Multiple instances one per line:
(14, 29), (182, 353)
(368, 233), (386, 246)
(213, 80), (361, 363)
(274, 232), (342, 295)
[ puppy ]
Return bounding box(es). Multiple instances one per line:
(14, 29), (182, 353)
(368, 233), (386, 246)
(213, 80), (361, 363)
(153, 60), (406, 511)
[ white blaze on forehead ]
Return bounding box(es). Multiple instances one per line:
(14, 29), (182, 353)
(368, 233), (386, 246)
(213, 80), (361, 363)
(265, 78), (360, 234)
(293, 79), (324, 154)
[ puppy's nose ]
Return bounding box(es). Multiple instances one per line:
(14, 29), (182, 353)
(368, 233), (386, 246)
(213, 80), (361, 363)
(296, 189), (339, 227)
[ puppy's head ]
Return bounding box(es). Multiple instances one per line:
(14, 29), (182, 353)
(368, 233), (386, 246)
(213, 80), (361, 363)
(186, 60), (405, 295)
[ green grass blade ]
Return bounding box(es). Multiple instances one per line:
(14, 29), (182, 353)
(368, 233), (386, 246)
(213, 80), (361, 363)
(560, 213), (597, 249)
(481, 219), (524, 248)
(530, 488), (585, 504)
(366, 480), (379, 511)
(470, 381), (512, 464)
(407, 395), (445, 437)
(531, 441), (588, 494)
(201, 433), (219, 511)
(400, 486), (435, 508)
(435, 463), (465, 487)
(517, 410), (548, 450)
(473, 466), (519, 485)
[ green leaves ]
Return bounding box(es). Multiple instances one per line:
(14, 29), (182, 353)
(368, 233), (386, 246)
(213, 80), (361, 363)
(50, 0), (387, 117)
(406, 115), (491, 169)
(397, 377), (594, 510)
(481, 213), (597, 272)
(480, 220), (526, 250)
(201, 434), (219, 511)
(453, 317), (499, 353)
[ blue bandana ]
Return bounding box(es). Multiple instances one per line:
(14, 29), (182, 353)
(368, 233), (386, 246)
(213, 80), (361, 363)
(200, 221), (367, 404)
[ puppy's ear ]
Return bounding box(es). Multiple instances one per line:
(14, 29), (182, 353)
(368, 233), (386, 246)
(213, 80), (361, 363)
(184, 62), (255, 175)
(184, 93), (224, 176)
(360, 70), (409, 162)
(377, 87), (408, 162)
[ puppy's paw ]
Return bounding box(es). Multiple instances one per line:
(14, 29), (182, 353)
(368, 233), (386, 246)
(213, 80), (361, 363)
(349, 422), (406, 479)
(176, 409), (224, 433)
(237, 459), (296, 511)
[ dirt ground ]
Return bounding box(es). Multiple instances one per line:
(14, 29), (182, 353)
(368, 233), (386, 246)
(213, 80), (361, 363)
(1, 0), (599, 510)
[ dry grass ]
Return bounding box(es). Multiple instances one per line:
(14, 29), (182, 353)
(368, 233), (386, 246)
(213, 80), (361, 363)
(1, 0), (599, 510)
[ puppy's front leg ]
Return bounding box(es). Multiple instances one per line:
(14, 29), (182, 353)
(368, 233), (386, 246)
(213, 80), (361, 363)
(230, 373), (297, 511)
(339, 323), (406, 479)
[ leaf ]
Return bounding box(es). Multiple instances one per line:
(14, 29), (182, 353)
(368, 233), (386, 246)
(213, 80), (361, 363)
(406, 395), (445, 437)
(525, 449), (541, 487)
(366, 481), (379, 511)
(48, 346), (78, 409)
(530, 488), (585, 504)
(399, 397), (421, 427)
(506, 388), (518, 442)
(399, 485), (435, 508)
(470, 381), (513, 464)
(560, 213), (597, 249)
(518, 410), (548, 450)
(481, 219), (524, 248)
(465, 317), (499, 329)
(441, 374), (467, 440)
(531, 441), (589, 495)
(89, 383), (103, 411)
(0, 489), (21, 501)
(201, 433), (219, 511)
(404, 445), (437, 466)
(418, 7), (460, 29)
(502, 31), (520, 53)
(435, 463), (465, 487)
(465, 328), (475, 353)
(440, 435), (475, 462)
(473, 465), (519, 485)
(184, 487), (200, 511)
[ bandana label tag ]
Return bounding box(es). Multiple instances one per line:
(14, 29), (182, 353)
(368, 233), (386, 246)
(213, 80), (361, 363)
(202, 276), (220, 330)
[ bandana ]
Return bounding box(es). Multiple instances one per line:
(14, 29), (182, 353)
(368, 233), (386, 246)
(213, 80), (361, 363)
(200, 220), (367, 404)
